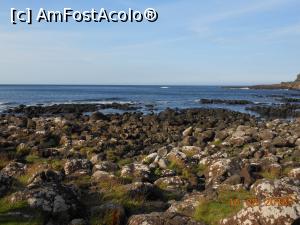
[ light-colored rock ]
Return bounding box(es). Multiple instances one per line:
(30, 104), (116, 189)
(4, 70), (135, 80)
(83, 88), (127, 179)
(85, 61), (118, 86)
(288, 168), (300, 180)
(128, 212), (206, 225)
(154, 176), (188, 193)
(92, 171), (116, 183)
(183, 126), (193, 137)
(64, 159), (92, 176)
(121, 163), (150, 181)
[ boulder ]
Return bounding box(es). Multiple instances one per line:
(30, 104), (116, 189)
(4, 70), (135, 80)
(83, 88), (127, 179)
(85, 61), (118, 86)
(1, 161), (26, 177)
(64, 159), (92, 176)
(181, 146), (202, 157)
(90, 202), (125, 225)
(183, 127), (193, 137)
(167, 192), (206, 217)
(166, 149), (187, 167)
(205, 158), (241, 186)
(239, 164), (261, 188)
(128, 212), (206, 225)
(93, 161), (118, 172)
(273, 136), (290, 147)
(69, 219), (87, 225)
(28, 169), (64, 188)
(142, 153), (158, 165)
(251, 178), (300, 199)
(121, 163), (151, 181)
(220, 204), (300, 225)
(0, 172), (12, 197)
(221, 178), (300, 225)
(288, 168), (300, 180)
(154, 176), (189, 194)
(123, 182), (156, 199)
(91, 171), (116, 183)
(12, 170), (84, 224)
(90, 154), (103, 165)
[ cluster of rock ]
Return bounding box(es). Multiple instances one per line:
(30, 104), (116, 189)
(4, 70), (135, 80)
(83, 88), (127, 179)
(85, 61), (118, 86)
(200, 99), (253, 105)
(0, 108), (299, 225)
(5, 103), (139, 117)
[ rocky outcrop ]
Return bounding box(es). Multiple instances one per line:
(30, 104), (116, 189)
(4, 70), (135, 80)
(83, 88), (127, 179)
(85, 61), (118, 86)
(220, 179), (300, 225)
(247, 74), (300, 90)
(200, 99), (253, 105)
(0, 107), (299, 224)
(128, 212), (206, 225)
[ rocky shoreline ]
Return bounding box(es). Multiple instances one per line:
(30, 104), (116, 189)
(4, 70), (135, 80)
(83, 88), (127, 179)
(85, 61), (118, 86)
(0, 105), (299, 225)
(225, 74), (300, 90)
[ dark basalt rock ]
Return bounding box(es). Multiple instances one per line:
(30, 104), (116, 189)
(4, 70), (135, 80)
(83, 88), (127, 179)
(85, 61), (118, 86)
(246, 103), (300, 118)
(5, 103), (139, 117)
(200, 99), (254, 105)
(0, 106), (299, 225)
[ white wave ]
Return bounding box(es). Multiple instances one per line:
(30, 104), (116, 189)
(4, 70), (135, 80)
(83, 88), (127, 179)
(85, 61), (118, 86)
(160, 86), (169, 89)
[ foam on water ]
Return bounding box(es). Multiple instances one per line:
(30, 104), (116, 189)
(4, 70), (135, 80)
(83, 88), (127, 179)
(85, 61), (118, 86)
(0, 85), (298, 113)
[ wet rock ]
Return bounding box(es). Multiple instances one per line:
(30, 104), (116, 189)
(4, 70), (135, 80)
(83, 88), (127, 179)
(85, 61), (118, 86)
(200, 99), (253, 105)
(246, 104), (300, 118)
(89, 112), (108, 121)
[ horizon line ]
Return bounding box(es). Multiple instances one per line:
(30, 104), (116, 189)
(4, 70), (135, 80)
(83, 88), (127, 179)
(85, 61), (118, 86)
(0, 82), (276, 86)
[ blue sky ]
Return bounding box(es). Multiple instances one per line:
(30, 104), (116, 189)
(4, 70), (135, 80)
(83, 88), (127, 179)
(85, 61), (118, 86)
(0, 0), (299, 85)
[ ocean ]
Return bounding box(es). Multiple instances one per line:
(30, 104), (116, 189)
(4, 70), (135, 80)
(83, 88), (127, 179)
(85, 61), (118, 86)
(0, 85), (299, 114)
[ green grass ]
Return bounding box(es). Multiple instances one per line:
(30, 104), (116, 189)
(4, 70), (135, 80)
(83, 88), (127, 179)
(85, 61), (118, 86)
(260, 171), (280, 180)
(97, 179), (145, 214)
(194, 190), (254, 225)
(0, 217), (43, 225)
(65, 175), (91, 189)
(0, 198), (43, 225)
(283, 167), (293, 176)
(211, 139), (222, 146)
(0, 198), (28, 214)
(25, 155), (42, 164)
(282, 156), (300, 163)
(117, 158), (133, 167)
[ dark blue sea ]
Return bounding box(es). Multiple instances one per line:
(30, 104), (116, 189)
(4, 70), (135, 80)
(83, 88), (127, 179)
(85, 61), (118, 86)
(0, 85), (299, 114)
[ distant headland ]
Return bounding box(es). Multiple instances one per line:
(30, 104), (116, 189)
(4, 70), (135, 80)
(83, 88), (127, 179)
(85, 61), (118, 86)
(227, 74), (300, 90)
